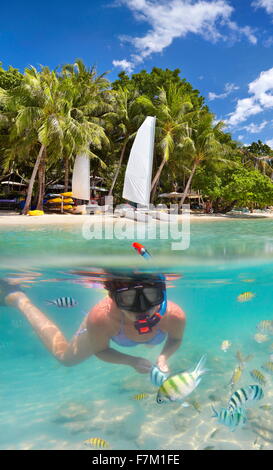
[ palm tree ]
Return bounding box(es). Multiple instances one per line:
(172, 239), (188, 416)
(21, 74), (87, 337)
(2, 63), (110, 213)
(150, 83), (194, 201)
(178, 113), (224, 208)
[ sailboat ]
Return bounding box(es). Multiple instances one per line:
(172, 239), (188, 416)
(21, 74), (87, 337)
(122, 116), (171, 222)
(72, 154), (90, 213)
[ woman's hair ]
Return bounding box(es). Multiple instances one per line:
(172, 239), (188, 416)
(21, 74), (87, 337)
(104, 272), (165, 298)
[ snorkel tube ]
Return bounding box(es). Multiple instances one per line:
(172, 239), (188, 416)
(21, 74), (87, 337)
(134, 275), (167, 335)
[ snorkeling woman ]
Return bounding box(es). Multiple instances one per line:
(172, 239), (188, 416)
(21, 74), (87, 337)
(1, 272), (186, 375)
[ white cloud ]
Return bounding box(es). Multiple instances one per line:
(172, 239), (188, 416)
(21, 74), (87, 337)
(252, 0), (273, 14)
(208, 82), (239, 101)
(266, 138), (273, 148)
(112, 59), (134, 73)
(113, 0), (256, 71)
(227, 67), (273, 126)
(242, 120), (269, 133)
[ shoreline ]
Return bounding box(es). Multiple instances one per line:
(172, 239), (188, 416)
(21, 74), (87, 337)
(0, 211), (272, 227)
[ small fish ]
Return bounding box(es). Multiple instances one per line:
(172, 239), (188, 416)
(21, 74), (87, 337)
(250, 369), (267, 386)
(242, 279), (255, 283)
(254, 333), (269, 344)
(230, 365), (244, 389)
(235, 351), (253, 365)
(203, 446), (215, 450)
(133, 393), (149, 401)
(221, 340), (231, 352)
(237, 292), (256, 303)
(156, 355), (208, 404)
(189, 399), (201, 413)
(261, 361), (273, 374)
(211, 405), (247, 430)
(83, 438), (110, 449)
(150, 365), (168, 387)
(227, 385), (264, 413)
(260, 404), (272, 411)
(256, 320), (273, 334)
(132, 242), (151, 260)
(46, 297), (78, 308)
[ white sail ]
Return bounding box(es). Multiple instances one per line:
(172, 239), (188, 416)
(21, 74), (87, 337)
(122, 116), (156, 206)
(72, 154), (90, 201)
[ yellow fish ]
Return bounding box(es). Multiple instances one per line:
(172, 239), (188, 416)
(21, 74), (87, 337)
(261, 362), (273, 374)
(189, 399), (201, 413)
(230, 365), (244, 388)
(254, 333), (269, 343)
(237, 292), (256, 303)
(221, 340), (231, 352)
(83, 438), (110, 449)
(133, 393), (149, 401)
(235, 351), (253, 365)
(250, 369), (266, 386)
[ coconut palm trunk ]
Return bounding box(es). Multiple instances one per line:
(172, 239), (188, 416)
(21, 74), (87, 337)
(22, 144), (45, 215)
(64, 156), (69, 192)
(36, 149), (46, 211)
(108, 139), (128, 196)
(179, 160), (198, 208)
(151, 157), (166, 192)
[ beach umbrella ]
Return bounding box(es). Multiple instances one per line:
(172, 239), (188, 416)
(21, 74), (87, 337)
(1, 181), (27, 186)
(90, 186), (108, 192)
(159, 192), (184, 198)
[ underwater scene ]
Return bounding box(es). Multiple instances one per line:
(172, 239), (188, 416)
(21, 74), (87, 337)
(2, 218), (273, 450)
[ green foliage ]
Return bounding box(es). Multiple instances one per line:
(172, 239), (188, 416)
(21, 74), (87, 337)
(1, 60), (273, 212)
(0, 64), (23, 90)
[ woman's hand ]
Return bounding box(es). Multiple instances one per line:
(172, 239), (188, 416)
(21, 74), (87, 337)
(131, 357), (153, 374)
(156, 355), (169, 374)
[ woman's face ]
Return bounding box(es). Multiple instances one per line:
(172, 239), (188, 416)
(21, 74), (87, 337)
(121, 305), (159, 322)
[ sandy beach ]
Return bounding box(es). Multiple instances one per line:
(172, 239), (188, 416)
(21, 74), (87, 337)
(0, 211), (272, 227)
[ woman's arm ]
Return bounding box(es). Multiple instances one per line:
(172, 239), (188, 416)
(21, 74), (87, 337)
(95, 348), (152, 373)
(157, 303), (186, 373)
(86, 312), (152, 373)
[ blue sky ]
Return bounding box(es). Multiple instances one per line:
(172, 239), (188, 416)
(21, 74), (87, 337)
(1, 0), (273, 147)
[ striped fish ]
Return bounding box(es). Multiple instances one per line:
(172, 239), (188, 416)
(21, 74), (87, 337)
(227, 385), (264, 413)
(256, 320), (273, 334)
(250, 369), (267, 386)
(83, 438), (110, 449)
(237, 292), (255, 303)
(212, 406), (247, 430)
(46, 297), (78, 308)
(156, 355), (208, 404)
(261, 361), (273, 374)
(150, 365), (168, 387)
(133, 393), (149, 401)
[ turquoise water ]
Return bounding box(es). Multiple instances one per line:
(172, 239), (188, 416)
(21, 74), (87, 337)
(1, 219), (273, 449)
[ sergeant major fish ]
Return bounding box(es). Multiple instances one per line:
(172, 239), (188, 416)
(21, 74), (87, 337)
(237, 292), (256, 303)
(83, 438), (110, 449)
(211, 405), (247, 431)
(156, 355), (208, 404)
(261, 361), (273, 374)
(46, 296), (78, 308)
(250, 369), (266, 386)
(227, 385), (264, 413)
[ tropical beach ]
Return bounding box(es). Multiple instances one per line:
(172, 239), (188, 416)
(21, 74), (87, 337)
(2, 0), (273, 455)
